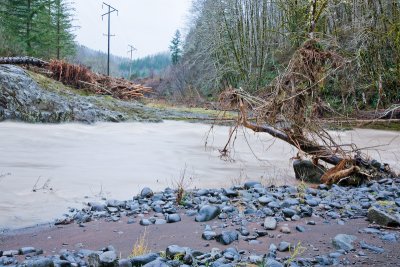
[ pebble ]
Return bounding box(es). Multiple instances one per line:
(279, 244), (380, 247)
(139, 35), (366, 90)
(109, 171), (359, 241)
(277, 241), (291, 252)
(263, 217), (277, 230)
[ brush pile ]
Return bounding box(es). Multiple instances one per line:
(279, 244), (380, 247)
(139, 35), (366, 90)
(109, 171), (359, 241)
(47, 60), (152, 100)
(0, 57), (152, 100)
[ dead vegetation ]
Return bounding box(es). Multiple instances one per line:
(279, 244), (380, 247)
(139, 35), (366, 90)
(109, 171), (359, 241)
(47, 60), (152, 100)
(0, 57), (152, 100)
(219, 39), (397, 185)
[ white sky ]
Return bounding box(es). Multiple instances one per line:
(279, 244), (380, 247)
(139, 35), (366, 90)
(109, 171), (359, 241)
(73, 0), (192, 59)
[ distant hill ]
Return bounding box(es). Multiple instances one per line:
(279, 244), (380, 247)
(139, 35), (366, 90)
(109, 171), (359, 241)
(69, 44), (171, 79)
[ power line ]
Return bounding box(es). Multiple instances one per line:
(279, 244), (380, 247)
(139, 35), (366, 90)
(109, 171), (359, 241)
(127, 44), (137, 79)
(102, 2), (118, 76)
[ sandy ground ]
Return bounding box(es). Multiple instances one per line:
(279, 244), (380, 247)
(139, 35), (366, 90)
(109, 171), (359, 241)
(0, 121), (399, 230)
(1, 211), (400, 266)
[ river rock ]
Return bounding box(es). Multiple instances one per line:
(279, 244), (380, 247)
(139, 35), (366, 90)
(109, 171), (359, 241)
(166, 245), (187, 259)
(139, 219), (152, 226)
(142, 259), (169, 267)
(293, 159), (326, 183)
(264, 258), (284, 267)
(19, 247), (36, 255)
(282, 208), (296, 217)
(130, 253), (159, 267)
(367, 206), (400, 227)
(360, 241), (385, 253)
(216, 231), (239, 245)
(195, 205), (221, 222)
(332, 234), (357, 251)
(119, 259), (133, 267)
(258, 196), (274, 205)
(277, 241), (291, 252)
(141, 187), (154, 198)
(22, 258), (54, 267)
(263, 217), (277, 230)
(165, 214), (181, 223)
(100, 251), (118, 267)
(244, 181), (262, 189)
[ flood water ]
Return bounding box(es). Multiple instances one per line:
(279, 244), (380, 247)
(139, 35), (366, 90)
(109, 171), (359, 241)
(0, 120), (399, 230)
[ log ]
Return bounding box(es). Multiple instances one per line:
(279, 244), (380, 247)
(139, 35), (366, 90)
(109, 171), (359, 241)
(0, 56), (48, 67)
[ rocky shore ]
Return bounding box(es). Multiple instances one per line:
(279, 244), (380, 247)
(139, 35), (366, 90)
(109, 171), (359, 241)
(1, 178), (400, 266)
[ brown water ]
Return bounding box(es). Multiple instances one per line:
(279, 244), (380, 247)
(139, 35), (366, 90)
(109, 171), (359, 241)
(0, 121), (399, 230)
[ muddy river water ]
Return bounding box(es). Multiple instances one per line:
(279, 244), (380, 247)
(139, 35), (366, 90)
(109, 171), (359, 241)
(0, 121), (399, 230)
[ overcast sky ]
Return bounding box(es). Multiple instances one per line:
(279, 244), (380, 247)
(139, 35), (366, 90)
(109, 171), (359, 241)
(73, 0), (192, 59)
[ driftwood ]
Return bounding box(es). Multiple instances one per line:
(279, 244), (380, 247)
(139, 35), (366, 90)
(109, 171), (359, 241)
(0, 56), (152, 100)
(218, 39), (397, 185)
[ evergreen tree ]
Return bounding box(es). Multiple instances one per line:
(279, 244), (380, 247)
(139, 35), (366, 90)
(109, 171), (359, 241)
(0, 0), (75, 59)
(169, 30), (182, 65)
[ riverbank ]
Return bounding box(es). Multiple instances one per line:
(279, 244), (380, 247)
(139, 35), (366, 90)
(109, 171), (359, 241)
(1, 180), (400, 266)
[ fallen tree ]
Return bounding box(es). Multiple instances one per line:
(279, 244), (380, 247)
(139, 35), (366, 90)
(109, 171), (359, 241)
(218, 40), (397, 185)
(0, 57), (152, 100)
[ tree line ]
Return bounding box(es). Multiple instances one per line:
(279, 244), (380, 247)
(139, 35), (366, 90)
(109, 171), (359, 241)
(0, 0), (75, 59)
(167, 0), (400, 111)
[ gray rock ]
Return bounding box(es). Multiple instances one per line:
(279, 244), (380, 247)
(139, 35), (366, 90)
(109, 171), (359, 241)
(165, 214), (181, 223)
(332, 234), (357, 251)
(277, 241), (291, 252)
(130, 253), (159, 267)
(248, 255), (263, 264)
(139, 219), (152, 226)
(22, 258), (55, 267)
(154, 219), (167, 225)
(267, 201), (280, 209)
(100, 251), (118, 267)
(3, 250), (19, 256)
(280, 225), (291, 234)
(89, 202), (107, 212)
(381, 233), (397, 242)
(244, 181), (262, 189)
(263, 217), (277, 230)
(216, 231), (239, 245)
(141, 187), (154, 198)
(306, 198), (319, 207)
(264, 258), (284, 267)
(202, 230), (217, 240)
(88, 252), (101, 267)
(196, 189), (210, 196)
(119, 259), (132, 267)
(262, 207), (274, 216)
(258, 196), (274, 205)
(222, 189), (238, 197)
(142, 259), (169, 267)
(166, 245), (187, 259)
(295, 225), (305, 232)
(360, 241), (385, 253)
(367, 207), (400, 227)
(195, 205), (221, 222)
(19, 247), (36, 255)
(282, 208), (296, 217)
(293, 159), (326, 183)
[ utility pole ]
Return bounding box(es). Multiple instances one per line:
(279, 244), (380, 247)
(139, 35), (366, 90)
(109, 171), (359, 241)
(127, 44), (137, 79)
(102, 2), (118, 76)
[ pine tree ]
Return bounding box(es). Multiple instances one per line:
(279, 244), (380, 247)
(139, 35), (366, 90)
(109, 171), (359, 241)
(169, 30), (182, 65)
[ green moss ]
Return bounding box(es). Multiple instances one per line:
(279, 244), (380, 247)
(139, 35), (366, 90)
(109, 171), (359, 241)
(27, 70), (91, 96)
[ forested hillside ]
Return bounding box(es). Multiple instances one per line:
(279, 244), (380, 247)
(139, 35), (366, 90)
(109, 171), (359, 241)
(168, 0), (400, 111)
